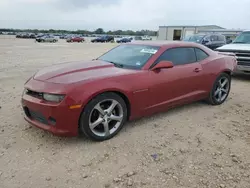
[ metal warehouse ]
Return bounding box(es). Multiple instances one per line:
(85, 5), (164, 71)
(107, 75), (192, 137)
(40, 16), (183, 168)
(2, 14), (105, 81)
(157, 25), (224, 40)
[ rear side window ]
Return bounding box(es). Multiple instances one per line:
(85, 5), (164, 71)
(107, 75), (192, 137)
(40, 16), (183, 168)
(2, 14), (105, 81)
(210, 35), (219, 41)
(195, 48), (209, 61)
(156, 47), (196, 66)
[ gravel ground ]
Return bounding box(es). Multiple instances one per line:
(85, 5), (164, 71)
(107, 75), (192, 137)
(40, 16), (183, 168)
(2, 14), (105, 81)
(0, 36), (250, 188)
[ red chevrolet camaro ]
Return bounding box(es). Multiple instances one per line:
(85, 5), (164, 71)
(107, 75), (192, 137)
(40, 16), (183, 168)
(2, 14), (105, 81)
(66, 37), (85, 43)
(22, 41), (237, 141)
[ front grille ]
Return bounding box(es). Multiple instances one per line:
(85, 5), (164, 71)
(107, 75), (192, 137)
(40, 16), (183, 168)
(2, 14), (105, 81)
(23, 107), (48, 125)
(237, 60), (250, 66)
(26, 89), (43, 99)
(217, 49), (250, 66)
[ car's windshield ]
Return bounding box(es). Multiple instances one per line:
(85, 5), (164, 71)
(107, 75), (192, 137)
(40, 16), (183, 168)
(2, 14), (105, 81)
(182, 36), (191, 41)
(97, 44), (160, 69)
(233, 32), (250, 44)
(187, 35), (205, 42)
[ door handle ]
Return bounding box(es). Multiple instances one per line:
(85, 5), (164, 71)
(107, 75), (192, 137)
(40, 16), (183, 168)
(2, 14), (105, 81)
(194, 68), (201, 72)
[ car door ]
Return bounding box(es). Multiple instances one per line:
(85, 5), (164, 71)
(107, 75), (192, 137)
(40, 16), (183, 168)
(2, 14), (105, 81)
(148, 47), (204, 111)
(194, 47), (213, 93)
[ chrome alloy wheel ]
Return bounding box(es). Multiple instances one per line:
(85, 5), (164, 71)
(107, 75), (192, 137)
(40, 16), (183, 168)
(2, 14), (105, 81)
(214, 76), (230, 102)
(89, 99), (124, 137)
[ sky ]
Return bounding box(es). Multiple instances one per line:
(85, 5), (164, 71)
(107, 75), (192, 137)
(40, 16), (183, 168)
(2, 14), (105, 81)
(0, 0), (249, 31)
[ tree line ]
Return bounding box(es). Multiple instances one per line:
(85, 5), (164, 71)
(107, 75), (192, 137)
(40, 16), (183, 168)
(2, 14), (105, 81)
(0, 28), (157, 36)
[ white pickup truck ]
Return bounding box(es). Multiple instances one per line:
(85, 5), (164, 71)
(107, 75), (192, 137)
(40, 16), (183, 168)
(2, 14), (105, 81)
(215, 30), (250, 75)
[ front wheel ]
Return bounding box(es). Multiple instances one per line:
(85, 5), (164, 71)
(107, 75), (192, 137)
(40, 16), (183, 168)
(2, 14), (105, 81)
(207, 73), (231, 105)
(79, 92), (127, 141)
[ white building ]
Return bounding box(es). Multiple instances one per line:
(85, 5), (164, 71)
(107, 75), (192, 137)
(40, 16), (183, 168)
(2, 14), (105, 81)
(157, 25), (224, 40)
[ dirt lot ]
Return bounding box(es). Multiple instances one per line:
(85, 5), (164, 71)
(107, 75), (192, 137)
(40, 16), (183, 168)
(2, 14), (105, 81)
(0, 36), (250, 188)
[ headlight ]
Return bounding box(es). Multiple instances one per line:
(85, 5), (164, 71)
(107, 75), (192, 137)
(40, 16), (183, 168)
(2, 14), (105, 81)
(43, 93), (65, 102)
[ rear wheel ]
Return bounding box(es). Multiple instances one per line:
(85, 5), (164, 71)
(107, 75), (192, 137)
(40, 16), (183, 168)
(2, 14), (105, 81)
(79, 92), (127, 141)
(207, 73), (231, 105)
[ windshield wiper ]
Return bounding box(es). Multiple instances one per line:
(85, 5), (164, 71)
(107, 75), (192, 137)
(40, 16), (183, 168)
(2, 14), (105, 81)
(103, 60), (123, 68)
(97, 59), (124, 68)
(110, 62), (124, 68)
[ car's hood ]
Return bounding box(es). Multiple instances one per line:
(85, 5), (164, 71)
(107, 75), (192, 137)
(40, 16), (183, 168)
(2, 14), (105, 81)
(33, 60), (136, 84)
(216, 43), (250, 51)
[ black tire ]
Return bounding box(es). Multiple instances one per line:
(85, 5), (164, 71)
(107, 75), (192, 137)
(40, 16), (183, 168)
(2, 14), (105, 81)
(79, 92), (127, 141)
(207, 73), (231, 105)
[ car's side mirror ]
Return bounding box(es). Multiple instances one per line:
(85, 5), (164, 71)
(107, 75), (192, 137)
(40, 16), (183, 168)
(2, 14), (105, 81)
(151, 61), (174, 71)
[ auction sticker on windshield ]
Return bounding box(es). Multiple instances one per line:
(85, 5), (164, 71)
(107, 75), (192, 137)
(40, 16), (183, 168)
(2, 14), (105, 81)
(135, 61), (141, 66)
(140, 49), (158, 54)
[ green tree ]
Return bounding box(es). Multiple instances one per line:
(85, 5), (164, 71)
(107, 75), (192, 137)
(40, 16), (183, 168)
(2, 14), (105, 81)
(95, 28), (104, 34)
(113, 30), (123, 35)
(0, 28), (158, 36)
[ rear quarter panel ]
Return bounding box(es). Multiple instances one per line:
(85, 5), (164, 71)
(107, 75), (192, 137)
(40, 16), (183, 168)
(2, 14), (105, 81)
(200, 55), (236, 91)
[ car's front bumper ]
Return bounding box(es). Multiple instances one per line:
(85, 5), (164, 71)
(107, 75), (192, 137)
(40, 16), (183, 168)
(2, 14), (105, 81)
(234, 65), (250, 75)
(21, 79), (82, 137)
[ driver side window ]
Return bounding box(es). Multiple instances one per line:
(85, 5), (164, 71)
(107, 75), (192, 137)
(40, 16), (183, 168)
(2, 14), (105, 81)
(155, 47), (197, 66)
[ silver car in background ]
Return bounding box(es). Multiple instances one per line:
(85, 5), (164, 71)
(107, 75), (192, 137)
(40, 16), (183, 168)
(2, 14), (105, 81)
(35, 35), (58, 43)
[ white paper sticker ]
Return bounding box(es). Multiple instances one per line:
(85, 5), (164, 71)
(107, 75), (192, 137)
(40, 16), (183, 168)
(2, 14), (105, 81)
(140, 49), (157, 54)
(135, 62), (141, 66)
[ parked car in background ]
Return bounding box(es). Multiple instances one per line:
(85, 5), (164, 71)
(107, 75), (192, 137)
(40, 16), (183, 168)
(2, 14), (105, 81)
(66, 36), (85, 43)
(142, 35), (152, 40)
(22, 41), (236, 141)
(116, 37), (132, 43)
(91, 36), (114, 43)
(16, 33), (36, 39)
(215, 30), (250, 75)
(35, 35), (58, 43)
(226, 37), (233, 44)
(16, 33), (25, 38)
(134, 36), (143, 40)
(182, 35), (191, 41)
(59, 35), (66, 39)
(183, 34), (226, 50)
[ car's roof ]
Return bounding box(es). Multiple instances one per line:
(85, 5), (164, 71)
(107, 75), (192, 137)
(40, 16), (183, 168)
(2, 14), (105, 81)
(129, 40), (204, 48)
